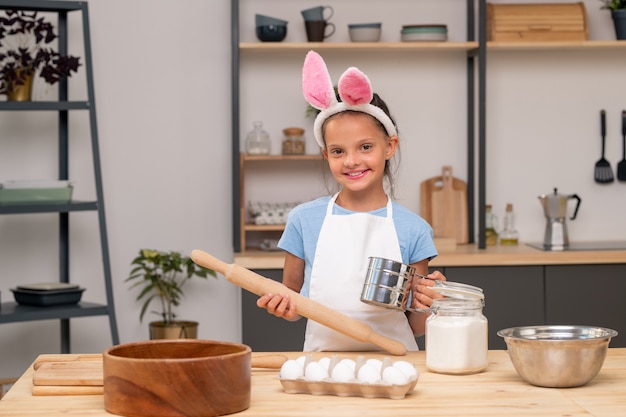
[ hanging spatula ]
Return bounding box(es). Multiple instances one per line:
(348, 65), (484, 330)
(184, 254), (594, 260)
(595, 110), (614, 184)
(617, 110), (626, 182)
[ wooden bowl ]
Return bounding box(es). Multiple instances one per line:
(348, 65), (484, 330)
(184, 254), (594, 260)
(103, 339), (251, 417)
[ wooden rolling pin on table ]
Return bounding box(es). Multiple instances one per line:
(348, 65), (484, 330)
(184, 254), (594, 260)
(2, 349), (626, 416)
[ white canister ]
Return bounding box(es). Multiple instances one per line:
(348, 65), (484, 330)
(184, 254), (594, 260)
(425, 297), (488, 375)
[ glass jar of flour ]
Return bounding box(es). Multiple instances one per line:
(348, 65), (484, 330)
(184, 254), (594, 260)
(425, 290), (488, 375)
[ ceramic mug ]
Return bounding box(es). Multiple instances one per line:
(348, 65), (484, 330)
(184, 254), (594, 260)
(300, 5), (334, 22)
(305, 20), (335, 42)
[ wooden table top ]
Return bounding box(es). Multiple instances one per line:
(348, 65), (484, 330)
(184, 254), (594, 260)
(1, 349), (625, 416)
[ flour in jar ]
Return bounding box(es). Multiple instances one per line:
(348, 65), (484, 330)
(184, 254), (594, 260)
(425, 298), (488, 375)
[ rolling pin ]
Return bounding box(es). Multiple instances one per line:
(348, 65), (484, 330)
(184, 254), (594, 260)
(190, 250), (407, 356)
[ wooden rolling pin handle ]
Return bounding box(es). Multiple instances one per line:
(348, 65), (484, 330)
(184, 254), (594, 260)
(191, 250), (407, 356)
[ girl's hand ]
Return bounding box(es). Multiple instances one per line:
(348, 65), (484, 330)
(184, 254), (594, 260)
(257, 293), (301, 321)
(412, 270), (447, 311)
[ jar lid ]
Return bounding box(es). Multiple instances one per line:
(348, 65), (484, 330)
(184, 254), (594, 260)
(431, 280), (484, 301)
(283, 127), (304, 136)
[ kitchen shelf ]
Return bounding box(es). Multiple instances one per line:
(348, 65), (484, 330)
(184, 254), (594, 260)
(238, 153), (324, 251)
(242, 154), (323, 162)
(0, 201), (98, 215)
(240, 41), (479, 52)
(0, 302), (110, 324)
(0, 101), (90, 111)
(0, 0), (119, 353)
(243, 224), (286, 232)
(232, 0), (485, 252)
(487, 40), (626, 51)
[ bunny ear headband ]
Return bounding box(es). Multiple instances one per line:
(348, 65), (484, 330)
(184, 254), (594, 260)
(302, 50), (397, 148)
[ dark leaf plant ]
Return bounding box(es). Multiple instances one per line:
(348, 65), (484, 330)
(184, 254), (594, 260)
(600, 0), (626, 10)
(0, 9), (81, 96)
(126, 249), (217, 324)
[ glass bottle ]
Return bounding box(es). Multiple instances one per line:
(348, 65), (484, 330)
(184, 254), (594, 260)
(282, 127), (305, 155)
(485, 204), (499, 246)
(245, 121), (271, 155)
(500, 203), (520, 245)
(426, 297), (488, 375)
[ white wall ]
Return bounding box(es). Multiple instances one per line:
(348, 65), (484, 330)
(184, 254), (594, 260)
(1, 0), (625, 378)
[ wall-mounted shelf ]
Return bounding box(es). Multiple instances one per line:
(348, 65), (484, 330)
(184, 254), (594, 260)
(240, 41), (479, 52)
(487, 40), (626, 50)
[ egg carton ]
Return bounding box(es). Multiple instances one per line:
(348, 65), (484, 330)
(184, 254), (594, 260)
(248, 201), (299, 225)
(278, 355), (419, 400)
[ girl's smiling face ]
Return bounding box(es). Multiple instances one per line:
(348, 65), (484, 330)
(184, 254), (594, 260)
(322, 111), (398, 199)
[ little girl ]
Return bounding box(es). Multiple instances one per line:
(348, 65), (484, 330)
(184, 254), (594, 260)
(257, 51), (446, 352)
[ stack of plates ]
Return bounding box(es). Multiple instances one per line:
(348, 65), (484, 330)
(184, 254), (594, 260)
(401, 24), (447, 42)
(11, 282), (85, 306)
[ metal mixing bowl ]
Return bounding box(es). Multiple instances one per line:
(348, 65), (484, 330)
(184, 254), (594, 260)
(497, 325), (618, 388)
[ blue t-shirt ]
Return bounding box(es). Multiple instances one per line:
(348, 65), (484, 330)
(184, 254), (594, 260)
(278, 196), (438, 297)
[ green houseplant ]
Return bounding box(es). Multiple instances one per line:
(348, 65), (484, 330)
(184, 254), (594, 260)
(600, 1), (626, 40)
(126, 249), (217, 339)
(0, 9), (81, 101)
(600, 0), (626, 9)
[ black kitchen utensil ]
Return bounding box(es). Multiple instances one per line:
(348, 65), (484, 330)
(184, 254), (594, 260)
(595, 110), (614, 184)
(618, 110), (626, 182)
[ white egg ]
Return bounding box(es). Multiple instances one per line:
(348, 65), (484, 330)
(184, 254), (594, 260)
(382, 366), (410, 385)
(357, 363), (381, 384)
(330, 362), (354, 382)
(338, 358), (356, 372)
(279, 359), (303, 380)
(305, 361), (329, 381)
(392, 360), (418, 379)
(365, 358), (383, 373)
(295, 355), (307, 368)
(318, 356), (331, 371)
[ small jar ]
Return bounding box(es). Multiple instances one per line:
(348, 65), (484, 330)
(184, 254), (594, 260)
(426, 297), (488, 375)
(245, 121), (271, 155)
(282, 127), (305, 155)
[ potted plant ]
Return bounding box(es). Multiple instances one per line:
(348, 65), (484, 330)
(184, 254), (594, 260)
(600, 0), (626, 40)
(0, 9), (81, 101)
(126, 249), (217, 339)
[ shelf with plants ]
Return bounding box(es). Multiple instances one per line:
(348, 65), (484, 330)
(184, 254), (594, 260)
(0, 0), (119, 353)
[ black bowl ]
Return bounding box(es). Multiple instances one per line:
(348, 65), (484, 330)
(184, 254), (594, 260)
(256, 25), (287, 42)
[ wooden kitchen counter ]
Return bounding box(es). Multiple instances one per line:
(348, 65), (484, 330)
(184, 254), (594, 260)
(235, 243), (626, 269)
(2, 349), (625, 416)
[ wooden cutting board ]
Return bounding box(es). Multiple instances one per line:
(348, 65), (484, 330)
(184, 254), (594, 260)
(33, 361), (103, 386)
(420, 166), (468, 244)
(30, 353), (288, 396)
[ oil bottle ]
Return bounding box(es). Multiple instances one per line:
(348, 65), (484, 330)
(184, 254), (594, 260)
(485, 204), (499, 246)
(500, 203), (520, 245)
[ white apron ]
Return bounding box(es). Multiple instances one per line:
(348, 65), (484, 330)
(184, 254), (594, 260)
(303, 193), (419, 352)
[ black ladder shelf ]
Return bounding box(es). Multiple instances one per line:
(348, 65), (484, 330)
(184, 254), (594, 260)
(0, 0), (119, 352)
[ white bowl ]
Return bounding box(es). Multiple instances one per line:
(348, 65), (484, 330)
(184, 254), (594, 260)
(348, 23), (381, 42)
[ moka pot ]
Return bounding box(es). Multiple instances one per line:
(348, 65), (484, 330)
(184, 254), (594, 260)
(538, 188), (581, 250)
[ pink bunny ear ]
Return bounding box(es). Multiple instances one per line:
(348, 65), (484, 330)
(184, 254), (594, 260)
(337, 67), (373, 106)
(302, 50), (337, 111)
